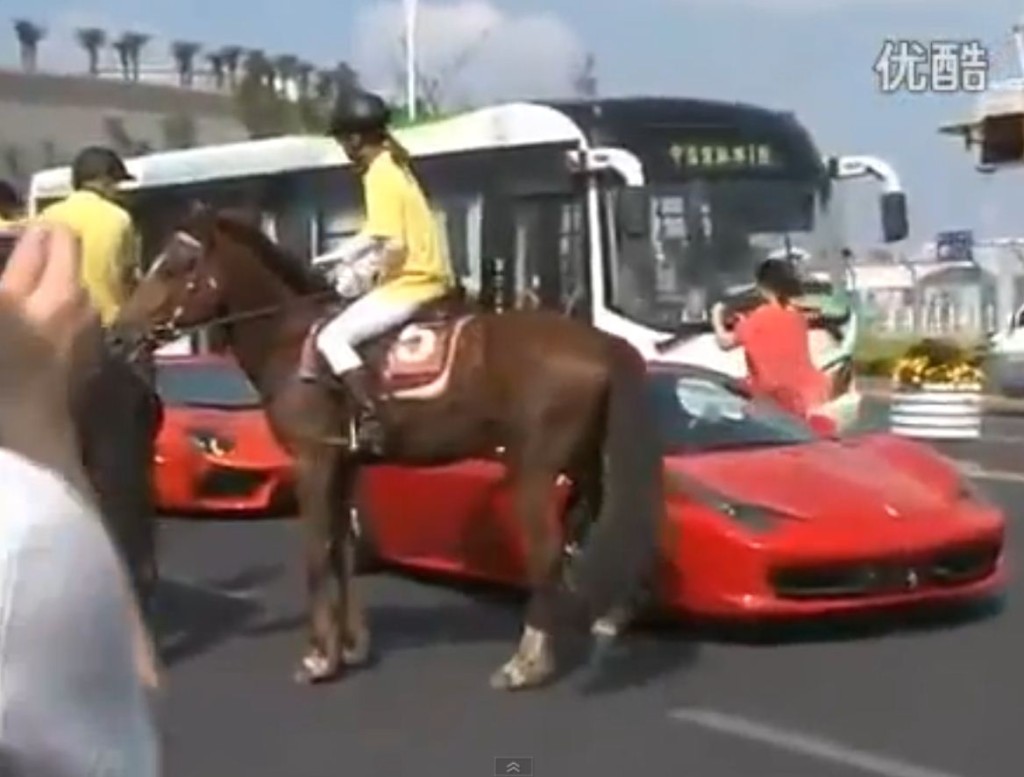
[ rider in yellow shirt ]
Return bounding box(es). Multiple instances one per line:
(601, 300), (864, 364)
(0, 180), (24, 229)
(40, 147), (140, 326)
(311, 90), (455, 453)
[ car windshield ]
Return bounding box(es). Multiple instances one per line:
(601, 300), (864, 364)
(648, 371), (816, 454)
(156, 362), (260, 408)
(605, 178), (844, 331)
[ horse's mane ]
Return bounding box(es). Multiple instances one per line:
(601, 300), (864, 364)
(214, 215), (336, 296)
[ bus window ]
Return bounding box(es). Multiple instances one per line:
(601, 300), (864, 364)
(432, 194), (482, 294)
(512, 196), (588, 313)
(559, 202), (589, 319)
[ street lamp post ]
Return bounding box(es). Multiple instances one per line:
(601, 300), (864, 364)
(404, 0), (417, 121)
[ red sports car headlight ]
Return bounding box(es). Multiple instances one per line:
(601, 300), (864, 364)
(667, 471), (790, 534)
(187, 428), (235, 457)
(956, 475), (991, 506)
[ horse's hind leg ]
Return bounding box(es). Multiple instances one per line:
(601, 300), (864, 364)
(490, 468), (563, 691)
(293, 451), (345, 684)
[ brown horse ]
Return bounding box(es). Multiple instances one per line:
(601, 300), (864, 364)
(113, 207), (664, 690)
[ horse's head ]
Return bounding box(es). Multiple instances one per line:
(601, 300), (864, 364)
(115, 202), (227, 348)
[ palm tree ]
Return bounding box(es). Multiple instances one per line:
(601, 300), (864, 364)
(2, 145), (24, 180)
(111, 34), (131, 80)
(206, 51), (226, 89)
(76, 27), (106, 76)
(12, 20), (45, 73)
(121, 32), (150, 81)
(40, 139), (57, 167)
(314, 69), (335, 103)
(244, 49), (271, 85)
(271, 54), (299, 97)
(294, 61), (314, 98)
(333, 61), (360, 98)
(220, 45), (244, 88)
(170, 41), (202, 87)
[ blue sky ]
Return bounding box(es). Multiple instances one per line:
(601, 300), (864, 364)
(4, 0), (1024, 247)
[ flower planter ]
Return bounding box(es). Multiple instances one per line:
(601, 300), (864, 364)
(889, 382), (982, 440)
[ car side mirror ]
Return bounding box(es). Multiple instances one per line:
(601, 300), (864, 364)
(880, 191), (908, 243)
(616, 187), (649, 238)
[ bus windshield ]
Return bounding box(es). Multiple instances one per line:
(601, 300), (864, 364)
(602, 176), (842, 332)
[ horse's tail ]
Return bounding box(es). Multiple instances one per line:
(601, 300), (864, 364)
(570, 337), (664, 622)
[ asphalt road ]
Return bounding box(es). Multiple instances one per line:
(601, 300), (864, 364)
(156, 405), (1023, 777)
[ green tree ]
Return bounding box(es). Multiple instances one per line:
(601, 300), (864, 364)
(234, 55), (361, 138)
(76, 27), (105, 75)
(13, 20), (45, 73)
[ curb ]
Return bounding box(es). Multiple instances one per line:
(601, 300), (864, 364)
(858, 379), (1024, 413)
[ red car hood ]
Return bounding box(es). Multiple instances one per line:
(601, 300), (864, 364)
(667, 436), (962, 522)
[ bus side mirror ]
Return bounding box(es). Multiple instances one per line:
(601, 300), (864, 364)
(880, 191), (908, 243)
(617, 187), (649, 238)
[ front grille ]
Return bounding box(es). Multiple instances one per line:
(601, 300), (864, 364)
(771, 542), (1000, 600)
(197, 466), (267, 498)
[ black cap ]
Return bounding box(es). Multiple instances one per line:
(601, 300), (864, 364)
(328, 90), (392, 136)
(71, 146), (134, 189)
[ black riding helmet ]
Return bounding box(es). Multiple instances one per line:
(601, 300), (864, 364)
(328, 90), (392, 136)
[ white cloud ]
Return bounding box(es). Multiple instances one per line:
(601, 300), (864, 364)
(351, 0), (588, 107)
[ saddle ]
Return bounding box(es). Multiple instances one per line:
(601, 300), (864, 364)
(300, 292), (474, 401)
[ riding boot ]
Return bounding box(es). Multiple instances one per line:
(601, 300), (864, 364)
(338, 365), (387, 455)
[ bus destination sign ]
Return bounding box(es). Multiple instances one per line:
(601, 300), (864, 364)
(668, 142), (779, 171)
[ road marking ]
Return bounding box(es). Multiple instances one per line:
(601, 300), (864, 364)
(954, 459), (1024, 484)
(669, 708), (966, 777)
(163, 577), (263, 601)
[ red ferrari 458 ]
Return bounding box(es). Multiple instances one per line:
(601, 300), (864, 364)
(153, 354), (294, 514)
(355, 365), (1006, 620)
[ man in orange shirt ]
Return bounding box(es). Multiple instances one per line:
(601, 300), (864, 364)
(711, 258), (829, 418)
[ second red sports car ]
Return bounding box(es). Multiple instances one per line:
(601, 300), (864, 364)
(153, 354), (294, 514)
(355, 365), (1006, 620)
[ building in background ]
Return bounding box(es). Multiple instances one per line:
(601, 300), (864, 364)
(852, 235), (1024, 338)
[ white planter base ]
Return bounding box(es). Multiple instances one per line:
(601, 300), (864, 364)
(889, 384), (982, 440)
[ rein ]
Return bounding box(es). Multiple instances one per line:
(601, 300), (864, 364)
(154, 289), (337, 343)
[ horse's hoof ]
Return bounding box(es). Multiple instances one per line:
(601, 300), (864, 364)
(488, 655), (554, 691)
(489, 661), (528, 691)
(585, 631), (618, 675)
(342, 634), (372, 667)
(293, 651), (339, 685)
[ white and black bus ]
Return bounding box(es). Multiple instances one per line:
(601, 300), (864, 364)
(29, 97), (909, 426)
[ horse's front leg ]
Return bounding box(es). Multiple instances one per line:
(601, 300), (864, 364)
(293, 453), (344, 685)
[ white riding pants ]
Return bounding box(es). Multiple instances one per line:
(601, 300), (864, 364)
(316, 288), (421, 374)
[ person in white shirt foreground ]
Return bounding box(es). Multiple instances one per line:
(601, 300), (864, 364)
(0, 224), (161, 776)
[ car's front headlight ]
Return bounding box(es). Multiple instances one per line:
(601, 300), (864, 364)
(719, 502), (784, 533)
(956, 475), (991, 506)
(187, 428), (235, 457)
(668, 471), (789, 534)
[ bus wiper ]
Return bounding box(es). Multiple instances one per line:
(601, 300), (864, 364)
(655, 321), (710, 353)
